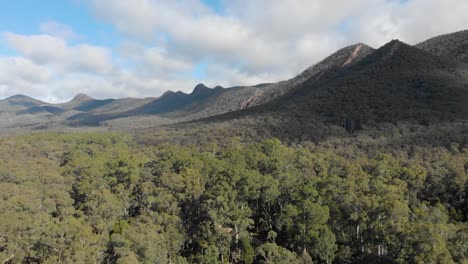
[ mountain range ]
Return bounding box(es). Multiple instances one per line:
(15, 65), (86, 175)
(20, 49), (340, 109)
(1, 30), (467, 134)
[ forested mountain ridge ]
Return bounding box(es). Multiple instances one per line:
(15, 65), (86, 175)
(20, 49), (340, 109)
(1, 30), (468, 134)
(272, 39), (468, 123)
(246, 43), (375, 106)
(189, 37), (468, 144)
(416, 30), (468, 64)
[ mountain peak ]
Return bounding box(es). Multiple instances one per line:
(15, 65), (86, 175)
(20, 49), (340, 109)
(342, 43), (373, 66)
(195, 83), (208, 88)
(3, 94), (43, 104)
(364, 39), (418, 62)
(160, 90), (187, 99)
(72, 93), (94, 102)
(388, 39), (406, 49)
(300, 42), (374, 77)
(192, 83), (210, 94)
(387, 39), (405, 54)
(6, 94), (31, 100)
(0, 94), (45, 111)
(161, 90), (175, 97)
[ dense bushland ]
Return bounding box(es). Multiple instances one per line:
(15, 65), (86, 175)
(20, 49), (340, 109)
(0, 132), (466, 263)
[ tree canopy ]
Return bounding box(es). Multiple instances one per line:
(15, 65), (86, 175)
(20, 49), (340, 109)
(0, 132), (466, 263)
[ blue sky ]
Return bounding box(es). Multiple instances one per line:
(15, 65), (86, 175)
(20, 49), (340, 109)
(201, 0), (224, 13)
(0, 1), (116, 48)
(0, 0), (467, 102)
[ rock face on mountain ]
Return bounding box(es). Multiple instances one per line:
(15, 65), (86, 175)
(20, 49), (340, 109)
(416, 30), (468, 64)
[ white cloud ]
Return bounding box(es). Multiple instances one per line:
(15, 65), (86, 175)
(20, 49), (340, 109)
(86, 0), (468, 65)
(0, 57), (51, 83)
(3, 33), (69, 64)
(118, 42), (192, 76)
(0, 31), (202, 102)
(3, 33), (113, 74)
(203, 63), (284, 88)
(0, 58), (196, 103)
(0, 56), (64, 101)
(340, 0), (468, 47)
(73, 44), (113, 74)
(0, 57), (52, 100)
(226, 0), (367, 40)
(39, 21), (78, 39)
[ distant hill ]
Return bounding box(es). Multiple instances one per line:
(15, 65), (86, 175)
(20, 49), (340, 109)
(63, 84), (227, 126)
(0, 94), (47, 112)
(135, 83), (225, 115)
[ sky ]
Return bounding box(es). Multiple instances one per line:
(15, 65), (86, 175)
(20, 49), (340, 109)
(0, 0), (467, 102)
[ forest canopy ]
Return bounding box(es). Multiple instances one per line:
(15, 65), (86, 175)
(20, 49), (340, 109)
(0, 131), (466, 263)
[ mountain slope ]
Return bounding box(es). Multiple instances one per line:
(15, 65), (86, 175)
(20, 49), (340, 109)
(2, 31), (468, 134)
(207, 39), (468, 135)
(415, 30), (468, 64)
(248, 43), (375, 106)
(141, 43), (375, 122)
(281, 40), (467, 122)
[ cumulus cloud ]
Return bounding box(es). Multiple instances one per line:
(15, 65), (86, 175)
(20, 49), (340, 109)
(0, 32), (187, 101)
(0, 57), (51, 83)
(3, 33), (69, 64)
(226, 0), (366, 40)
(0, 33), (199, 102)
(1, 0), (468, 102)
(84, 0), (468, 82)
(203, 63), (283, 88)
(39, 21), (78, 40)
(118, 42), (192, 76)
(0, 57), (50, 99)
(331, 0), (468, 47)
(3, 33), (113, 74)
